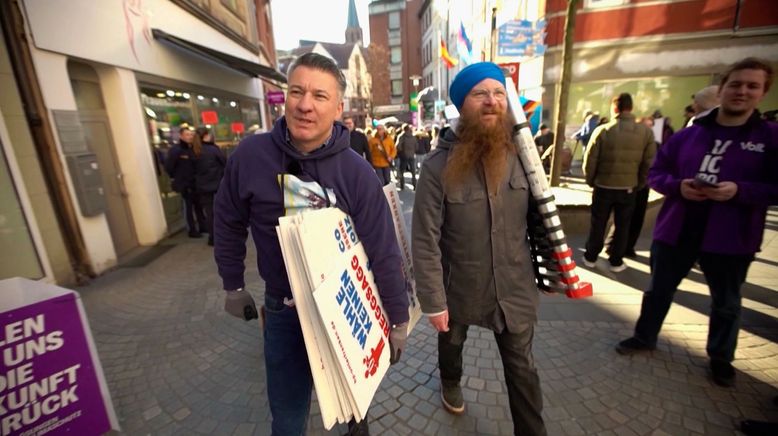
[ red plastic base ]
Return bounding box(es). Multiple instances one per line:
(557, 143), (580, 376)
(565, 282), (593, 299)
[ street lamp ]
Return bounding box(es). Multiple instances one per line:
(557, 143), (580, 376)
(410, 75), (422, 129)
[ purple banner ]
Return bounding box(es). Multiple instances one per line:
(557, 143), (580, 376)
(1, 294), (111, 436)
(266, 90), (285, 105)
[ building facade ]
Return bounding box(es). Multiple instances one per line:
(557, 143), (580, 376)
(543, 0), (778, 135)
(416, 0), (545, 123)
(0, 0), (284, 284)
(369, 0), (424, 121)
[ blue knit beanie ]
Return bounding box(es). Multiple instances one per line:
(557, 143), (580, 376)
(449, 62), (506, 110)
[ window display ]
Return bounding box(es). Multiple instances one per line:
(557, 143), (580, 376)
(139, 82), (265, 233)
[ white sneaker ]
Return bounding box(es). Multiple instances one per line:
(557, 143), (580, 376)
(609, 263), (627, 273)
(582, 258), (596, 268)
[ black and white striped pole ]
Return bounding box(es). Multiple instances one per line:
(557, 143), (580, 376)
(503, 75), (593, 299)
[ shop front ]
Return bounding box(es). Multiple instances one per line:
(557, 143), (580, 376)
(12, 0), (284, 274)
(139, 81), (263, 232)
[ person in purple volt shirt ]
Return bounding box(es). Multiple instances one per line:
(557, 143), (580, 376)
(616, 58), (778, 389)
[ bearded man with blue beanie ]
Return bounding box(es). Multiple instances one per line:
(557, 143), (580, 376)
(412, 62), (547, 435)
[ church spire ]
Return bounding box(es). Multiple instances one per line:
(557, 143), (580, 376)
(345, 0), (363, 46)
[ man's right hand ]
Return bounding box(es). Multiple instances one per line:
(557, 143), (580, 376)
(428, 310), (450, 332)
(224, 289), (258, 321)
(680, 179), (709, 201)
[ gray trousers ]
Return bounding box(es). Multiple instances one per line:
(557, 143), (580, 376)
(439, 321), (546, 436)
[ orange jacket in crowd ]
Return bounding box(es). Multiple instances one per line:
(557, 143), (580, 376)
(368, 134), (396, 168)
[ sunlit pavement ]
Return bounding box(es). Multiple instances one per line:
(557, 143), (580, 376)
(79, 187), (778, 435)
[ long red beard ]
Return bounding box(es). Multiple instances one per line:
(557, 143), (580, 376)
(444, 110), (514, 194)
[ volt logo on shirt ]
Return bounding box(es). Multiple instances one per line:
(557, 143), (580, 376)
(740, 141), (765, 152)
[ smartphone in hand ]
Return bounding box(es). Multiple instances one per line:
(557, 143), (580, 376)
(691, 173), (718, 189)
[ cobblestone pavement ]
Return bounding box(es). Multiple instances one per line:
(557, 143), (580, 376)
(78, 193), (778, 436)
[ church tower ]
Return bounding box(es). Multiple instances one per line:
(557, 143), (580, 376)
(345, 0), (363, 46)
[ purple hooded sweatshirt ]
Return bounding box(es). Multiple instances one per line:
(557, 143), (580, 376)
(649, 108), (778, 255)
(214, 117), (410, 326)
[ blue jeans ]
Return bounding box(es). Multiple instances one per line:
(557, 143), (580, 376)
(263, 294), (312, 436)
(374, 167), (391, 186)
(634, 241), (753, 362)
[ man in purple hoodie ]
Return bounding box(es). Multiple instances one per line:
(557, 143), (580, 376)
(214, 53), (409, 435)
(616, 58), (778, 388)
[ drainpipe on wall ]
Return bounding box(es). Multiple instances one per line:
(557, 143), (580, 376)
(1, 0), (94, 282)
(733, 0), (743, 34)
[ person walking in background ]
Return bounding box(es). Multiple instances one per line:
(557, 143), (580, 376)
(192, 126), (225, 246)
(431, 125), (441, 147)
(573, 110), (600, 153)
(165, 124), (206, 238)
(214, 53), (409, 435)
(582, 93), (657, 272)
(687, 85), (721, 126)
(396, 124), (419, 190)
(616, 58), (778, 388)
(368, 124), (396, 185)
(413, 62), (547, 436)
(651, 110), (675, 145)
(533, 123), (554, 157)
(415, 127), (432, 171)
(343, 115), (372, 162)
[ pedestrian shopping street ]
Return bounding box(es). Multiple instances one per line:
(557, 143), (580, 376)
(78, 190), (778, 436)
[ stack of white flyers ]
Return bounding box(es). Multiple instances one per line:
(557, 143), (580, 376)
(382, 184), (422, 332)
(275, 184), (420, 429)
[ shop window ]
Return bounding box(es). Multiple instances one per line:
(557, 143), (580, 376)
(195, 95), (243, 142)
(240, 100), (262, 134)
(140, 86), (195, 149)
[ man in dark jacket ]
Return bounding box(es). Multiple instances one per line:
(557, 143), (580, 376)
(412, 62), (546, 435)
(616, 58), (778, 388)
(165, 125), (206, 237)
(193, 126), (225, 246)
(582, 93), (656, 272)
(214, 53), (409, 435)
(396, 124), (418, 190)
(415, 127), (432, 171)
(343, 115), (372, 162)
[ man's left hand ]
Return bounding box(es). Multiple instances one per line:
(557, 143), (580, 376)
(389, 322), (408, 365)
(702, 181), (738, 201)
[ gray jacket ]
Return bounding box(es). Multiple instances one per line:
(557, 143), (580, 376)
(411, 128), (539, 333)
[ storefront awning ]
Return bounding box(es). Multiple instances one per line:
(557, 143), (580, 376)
(152, 29), (287, 84)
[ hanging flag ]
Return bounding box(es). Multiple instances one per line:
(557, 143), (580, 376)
(520, 95), (542, 134)
(457, 22), (473, 65)
(440, 37), (458, 69)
